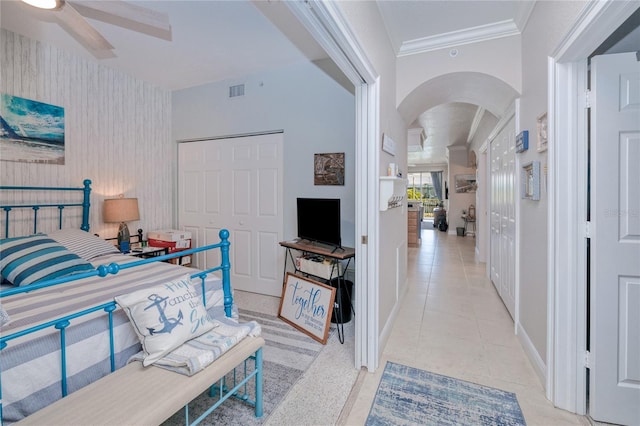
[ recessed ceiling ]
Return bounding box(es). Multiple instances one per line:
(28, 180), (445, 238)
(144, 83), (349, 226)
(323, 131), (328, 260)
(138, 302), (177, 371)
(409, 103), (485, 166)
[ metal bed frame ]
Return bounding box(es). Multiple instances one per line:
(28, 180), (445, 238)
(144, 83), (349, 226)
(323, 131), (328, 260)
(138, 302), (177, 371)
(0, 179), (92, 238)
(0, 180), (263, 425)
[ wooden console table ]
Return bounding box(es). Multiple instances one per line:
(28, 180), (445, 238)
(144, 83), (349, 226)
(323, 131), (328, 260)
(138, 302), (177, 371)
(279, 240), (355, 343)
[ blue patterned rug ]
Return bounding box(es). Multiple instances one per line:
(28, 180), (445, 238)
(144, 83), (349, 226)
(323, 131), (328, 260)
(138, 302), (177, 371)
(366, 362), (526, 426)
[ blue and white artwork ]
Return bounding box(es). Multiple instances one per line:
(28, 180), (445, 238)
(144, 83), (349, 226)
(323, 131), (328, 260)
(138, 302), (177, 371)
(0, 94), (65, 164)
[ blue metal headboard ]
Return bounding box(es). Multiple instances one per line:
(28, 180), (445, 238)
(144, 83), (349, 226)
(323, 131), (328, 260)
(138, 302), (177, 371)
(0, 179), (91, 238)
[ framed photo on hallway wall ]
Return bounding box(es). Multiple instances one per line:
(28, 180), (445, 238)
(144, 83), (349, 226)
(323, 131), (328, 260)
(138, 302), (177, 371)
(454, 174), (477, 193)
(536, 112), (548, 152)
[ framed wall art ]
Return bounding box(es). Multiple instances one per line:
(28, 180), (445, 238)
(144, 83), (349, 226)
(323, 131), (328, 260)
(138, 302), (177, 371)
(382, 133), (396, 156)
(454, 174), (477, 193)
(0, 94), (65, 165)
(314, 152), (345, 185)
(522, 161), (541, 200)
(278, 272), (336, 344)
(536, 112), (548, 152)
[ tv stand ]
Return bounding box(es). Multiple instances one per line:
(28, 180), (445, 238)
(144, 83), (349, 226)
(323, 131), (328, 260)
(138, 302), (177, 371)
(279, 240), (355, 344)
(298, 239), (344, 254)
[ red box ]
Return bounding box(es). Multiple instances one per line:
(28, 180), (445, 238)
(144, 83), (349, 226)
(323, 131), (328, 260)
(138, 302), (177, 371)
(148, 238), (192, 266)
(147, 238), (191, 253)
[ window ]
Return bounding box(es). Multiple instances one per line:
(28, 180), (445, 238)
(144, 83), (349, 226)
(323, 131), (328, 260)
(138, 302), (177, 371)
(407, 172), (443, 218)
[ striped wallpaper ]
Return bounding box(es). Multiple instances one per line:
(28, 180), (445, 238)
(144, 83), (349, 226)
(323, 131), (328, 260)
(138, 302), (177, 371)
(1, 30), (174, 239)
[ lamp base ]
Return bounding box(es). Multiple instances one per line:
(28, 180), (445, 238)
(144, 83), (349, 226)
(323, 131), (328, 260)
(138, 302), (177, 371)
(117, 222), (131, 253)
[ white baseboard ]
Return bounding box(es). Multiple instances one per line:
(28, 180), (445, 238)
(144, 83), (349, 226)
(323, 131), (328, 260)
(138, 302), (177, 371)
(378, 278), (409, 356)
(517, 322), (547, 389)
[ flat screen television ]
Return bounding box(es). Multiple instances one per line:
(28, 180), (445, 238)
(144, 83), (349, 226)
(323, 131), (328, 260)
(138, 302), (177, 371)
(296, 198), (341, 248)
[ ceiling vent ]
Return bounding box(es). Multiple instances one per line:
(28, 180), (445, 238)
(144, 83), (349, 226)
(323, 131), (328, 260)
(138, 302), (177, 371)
(407, 128), (426, 152)
(229, 84), (245, 98)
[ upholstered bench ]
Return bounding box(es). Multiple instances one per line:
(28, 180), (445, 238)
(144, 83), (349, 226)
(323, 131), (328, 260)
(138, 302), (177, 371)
(17, 336), (265, 426)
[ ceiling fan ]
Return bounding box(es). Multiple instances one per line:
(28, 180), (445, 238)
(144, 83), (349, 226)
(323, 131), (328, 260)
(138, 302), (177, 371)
(19, 0), (172, 57)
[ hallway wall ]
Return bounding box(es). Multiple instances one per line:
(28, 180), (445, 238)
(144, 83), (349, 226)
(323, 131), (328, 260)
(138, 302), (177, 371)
(335, 1), (410, 361)
(396, 36), (522, 109)
(517, 0), (588, 371)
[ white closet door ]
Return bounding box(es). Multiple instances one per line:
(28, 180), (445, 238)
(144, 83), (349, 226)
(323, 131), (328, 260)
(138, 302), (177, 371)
(489, 117), (516, 318)
(178, 133), (284, 297)
(490, 138), (502, 287)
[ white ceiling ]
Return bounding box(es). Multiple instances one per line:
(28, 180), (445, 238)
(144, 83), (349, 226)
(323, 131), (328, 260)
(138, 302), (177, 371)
(0, 0), (535, 166)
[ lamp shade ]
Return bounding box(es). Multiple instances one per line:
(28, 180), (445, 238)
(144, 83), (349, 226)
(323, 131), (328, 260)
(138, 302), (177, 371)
(103, 198), (140, 223)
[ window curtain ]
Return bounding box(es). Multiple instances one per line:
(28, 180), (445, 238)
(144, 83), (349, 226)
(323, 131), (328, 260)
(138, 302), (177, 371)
(431, 171), (443, 200)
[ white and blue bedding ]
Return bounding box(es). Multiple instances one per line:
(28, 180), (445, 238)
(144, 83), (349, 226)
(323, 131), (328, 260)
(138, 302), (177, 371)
(0, 252), (229, 424)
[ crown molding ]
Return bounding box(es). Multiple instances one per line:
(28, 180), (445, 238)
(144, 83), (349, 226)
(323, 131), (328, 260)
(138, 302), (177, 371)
(514, 1), (536, 33)
(398, 19), (520, 57)
(467, 106), (486, 144)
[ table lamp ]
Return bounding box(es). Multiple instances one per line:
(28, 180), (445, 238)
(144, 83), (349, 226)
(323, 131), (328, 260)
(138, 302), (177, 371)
(103, 196), (139, 253)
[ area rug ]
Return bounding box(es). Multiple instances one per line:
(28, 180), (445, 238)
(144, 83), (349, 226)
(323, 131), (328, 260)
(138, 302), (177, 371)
(162, 308), (324, 425)
(366, 362), (526, 426)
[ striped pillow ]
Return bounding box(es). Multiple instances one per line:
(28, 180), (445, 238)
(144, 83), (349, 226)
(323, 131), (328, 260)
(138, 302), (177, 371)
(48, 228), (119, 261)
(0, 235), (95, 287)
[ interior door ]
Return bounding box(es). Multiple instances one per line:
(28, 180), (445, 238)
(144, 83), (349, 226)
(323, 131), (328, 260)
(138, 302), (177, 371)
(489, 116), (516, 319)
(178, 133), (284, 297)
(589, 52), (640, 425)
(503, 125), (516, 317)
(490, 137), (502, 286)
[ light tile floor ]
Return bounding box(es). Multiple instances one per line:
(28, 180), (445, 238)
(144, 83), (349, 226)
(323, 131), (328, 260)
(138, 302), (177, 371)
(341, 227), (589, 426)
(240, 227), (592, 425)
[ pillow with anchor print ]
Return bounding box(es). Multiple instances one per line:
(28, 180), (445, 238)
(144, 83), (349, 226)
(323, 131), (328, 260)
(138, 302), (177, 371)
(115, 274), (217, 367)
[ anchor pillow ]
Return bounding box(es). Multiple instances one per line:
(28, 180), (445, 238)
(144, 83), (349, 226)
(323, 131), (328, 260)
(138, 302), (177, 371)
(115, 275), (217, 367)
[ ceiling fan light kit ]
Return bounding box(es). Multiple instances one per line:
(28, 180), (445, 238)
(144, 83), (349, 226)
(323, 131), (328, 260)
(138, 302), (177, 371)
(18, 0), (172, 58)
(21, 0), (63, 10)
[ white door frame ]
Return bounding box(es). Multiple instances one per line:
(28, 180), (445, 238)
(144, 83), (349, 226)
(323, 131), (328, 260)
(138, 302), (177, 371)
(285, 0), (381, 371)
(547, 0), (638, 414)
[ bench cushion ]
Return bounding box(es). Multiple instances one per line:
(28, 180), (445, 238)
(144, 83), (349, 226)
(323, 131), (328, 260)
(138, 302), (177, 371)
(16, 336), (265, 426)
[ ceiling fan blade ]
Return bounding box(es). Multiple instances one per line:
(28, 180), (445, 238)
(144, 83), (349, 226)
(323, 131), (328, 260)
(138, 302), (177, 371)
(68, 1), (172, 42)
(56, 2), (114, 52)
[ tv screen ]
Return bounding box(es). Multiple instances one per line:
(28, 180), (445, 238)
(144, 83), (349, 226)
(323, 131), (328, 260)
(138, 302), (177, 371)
(297, 198), (341, 247)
